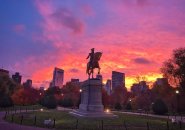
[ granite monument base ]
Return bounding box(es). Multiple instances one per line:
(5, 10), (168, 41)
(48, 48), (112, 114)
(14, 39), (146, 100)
(70, 79), (117, 118)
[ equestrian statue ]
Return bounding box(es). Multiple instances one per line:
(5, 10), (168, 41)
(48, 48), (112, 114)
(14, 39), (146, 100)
(86, 48), (102, 79)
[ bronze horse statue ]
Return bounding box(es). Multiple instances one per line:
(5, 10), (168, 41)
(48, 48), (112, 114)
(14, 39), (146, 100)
(86, 52), (102, 78)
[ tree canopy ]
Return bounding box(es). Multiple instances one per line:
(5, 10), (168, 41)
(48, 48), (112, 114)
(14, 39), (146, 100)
(161, 47), (185, 92)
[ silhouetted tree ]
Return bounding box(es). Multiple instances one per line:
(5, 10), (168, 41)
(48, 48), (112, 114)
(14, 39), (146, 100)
(61, 82), (80, 107)
(161, 47), (185, 92)
(41, 95), (57, 109)
(161, 48), (185, 112)
(0, 73), (20, 96)
(11, 88), (40, 105)
(152, 99), (168, 115)
(102, 88), (111, 108)
(0, 94), (13, 107)
(131, 91), (152, 111)
(125, 102), (132, 110)
(110, 86), (128, 108)
(151, 82), (175, 111)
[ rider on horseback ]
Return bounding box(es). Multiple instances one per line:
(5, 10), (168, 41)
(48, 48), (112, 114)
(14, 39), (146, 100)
(86, 48), (95, 69)
(86, 48), (102, 78)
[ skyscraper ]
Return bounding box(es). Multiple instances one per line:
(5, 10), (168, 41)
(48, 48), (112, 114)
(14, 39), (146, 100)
(156, 78), (169, 86)
(23, 79), (32, 88)
(111, 71), (125, 89)
(12, 72), (22, 84)
(52, 67), (64, 88)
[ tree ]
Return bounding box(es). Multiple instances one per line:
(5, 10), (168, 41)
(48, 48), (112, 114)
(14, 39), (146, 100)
(61, 82), (80, 107)
(58, 98), (73, 107)
(133, 75), (148, 84)
(125, 102), (132, 110)
(110, 86), (128, 108)
(41, 95), (57, 109)
(161, 48), (185, 112)
(45, 86), (61, 96)
(131, 91), (152, 111)
(152, 99), (168, 115)
(0, 73), (20, 96)
(11, 88), (40, 105)
(102, 88), (110, 108)
(0, 94), (13, 107)
(151, 82), (175, 111)
(161, 48), (185, 91)
(114, 102), (122, 110)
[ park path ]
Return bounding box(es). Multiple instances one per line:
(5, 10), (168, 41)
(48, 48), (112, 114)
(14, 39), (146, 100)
(114, 111), (185, 123)
(0, 111), (51, 130)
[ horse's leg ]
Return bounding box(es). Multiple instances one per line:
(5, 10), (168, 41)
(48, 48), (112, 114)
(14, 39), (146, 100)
(92, 69), (94, 78)
(88, 71), (90, 79)
(88, 69), (91, 79)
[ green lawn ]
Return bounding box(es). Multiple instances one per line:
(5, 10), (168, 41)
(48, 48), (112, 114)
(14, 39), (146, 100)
(0, 104), (44, 112)
(4, 110), (185, 130)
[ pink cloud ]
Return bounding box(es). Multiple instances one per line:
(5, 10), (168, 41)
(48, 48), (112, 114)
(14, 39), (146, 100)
(13, 0), (185, 89)
(81, 4), (95, 16)
(51, 8), (85, 34)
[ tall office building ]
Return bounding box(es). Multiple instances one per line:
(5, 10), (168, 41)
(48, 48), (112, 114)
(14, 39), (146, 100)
(52, 67), (64, 88)
(23, 79), (32, 88)
(12, 72), (22, 84)
(111, 71), (125, 89)
(155, 78), (169, 86)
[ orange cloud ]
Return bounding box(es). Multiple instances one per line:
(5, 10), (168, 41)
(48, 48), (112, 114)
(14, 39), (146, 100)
(12, 0), (184, 90)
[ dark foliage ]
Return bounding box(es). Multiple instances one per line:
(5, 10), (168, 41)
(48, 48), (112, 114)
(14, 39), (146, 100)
(40, 95), (57, 109)
(58, 98), (74, 107)
(161, 47), (185, 92)
(115, 102), (122, 110)
(152, 99), (168, 115)
(125, 102), (132, 110)
(0, 94), (13, 107)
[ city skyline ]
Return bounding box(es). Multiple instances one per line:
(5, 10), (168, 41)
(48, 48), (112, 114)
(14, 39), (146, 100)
(1, 0), (185, 89)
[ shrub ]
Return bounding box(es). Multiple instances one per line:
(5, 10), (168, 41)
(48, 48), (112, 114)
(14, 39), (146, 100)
(58, 98), (74, 107)
(125, 102), (132, 110)
(152, 99), (168, 115)
(0, 94), (13, 107)
(115, 103), (122, 110)
(41, 95), (57, 109)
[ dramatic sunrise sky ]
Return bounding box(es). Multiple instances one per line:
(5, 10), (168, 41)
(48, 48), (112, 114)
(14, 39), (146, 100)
(0, 0), (185, 89)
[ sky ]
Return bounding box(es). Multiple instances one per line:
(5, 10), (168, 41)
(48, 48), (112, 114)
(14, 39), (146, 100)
(0, 0), (185, 89)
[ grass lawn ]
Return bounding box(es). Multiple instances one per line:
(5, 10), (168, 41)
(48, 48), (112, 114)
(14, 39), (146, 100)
(4, 110), (185, 130)
(0, 104), (44, 112)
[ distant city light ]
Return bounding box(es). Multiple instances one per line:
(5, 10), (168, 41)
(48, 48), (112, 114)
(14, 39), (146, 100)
(40, 108), (43, 112)
(175, 90), (179, 94)
(79, 89), (82, 92)
(129, 99), (132, 102)
(40, 93), (42, 95)
(44, 88), (47, 91)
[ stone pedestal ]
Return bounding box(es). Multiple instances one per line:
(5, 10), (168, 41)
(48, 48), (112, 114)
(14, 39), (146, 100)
(70, 79), (117, 118)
